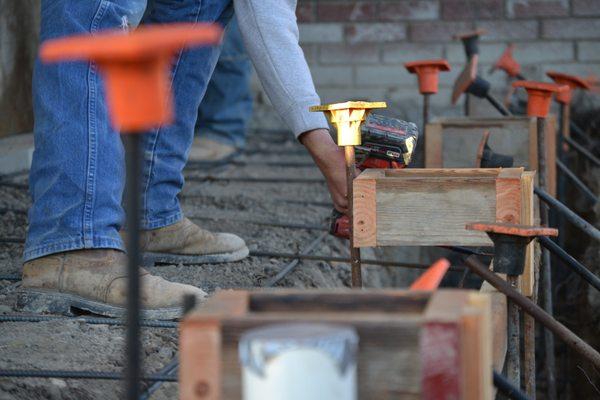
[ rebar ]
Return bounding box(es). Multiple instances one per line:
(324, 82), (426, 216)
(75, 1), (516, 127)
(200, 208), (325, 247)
(464, 255), (600, 370)
(185, 175), (325, 184)
(485, 92), (512, 116)
(494, 371), (532, 400)
(556, 159), (598, 204)
(538, 236), (600, 291)
(0, 369), (177, 382)
(535, 187), (600, 242)
(0, 314), (177, 328)
(264, 232), (329, 287)
(563, 135), (600, 167)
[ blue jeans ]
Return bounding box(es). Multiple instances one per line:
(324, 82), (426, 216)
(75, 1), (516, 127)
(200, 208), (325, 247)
(196, 16), (253, 149)
(24, 0), (233, 262)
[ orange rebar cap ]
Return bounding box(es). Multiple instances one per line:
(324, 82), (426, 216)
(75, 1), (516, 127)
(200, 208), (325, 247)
(404, 59), (451, 94)
(409, 258), (451, 291)
(491, 44), (521, 78)
(466, 222), (558, 238)
(512, 81), (568, 118)
(546, 71), (591, 105)
(451, 55), (478, 104)
(40, 23), (223, 132)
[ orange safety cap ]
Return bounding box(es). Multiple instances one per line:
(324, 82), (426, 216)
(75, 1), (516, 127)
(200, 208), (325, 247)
(491, 44), (521, 78)
(512, 81), (568, 118)
(404, 59), (451, 94)
(466, 222), (558, 237)
(451, 55), (478, 104)
(546, 71), (592, 105)
(409, 258), (451, 291)
(40, 23), (223, 133)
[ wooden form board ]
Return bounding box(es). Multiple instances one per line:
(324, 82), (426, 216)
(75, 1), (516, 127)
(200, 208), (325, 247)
(180, 289), (493, 400)
(425, 116), (556, 196)
(353, 167), (536, 296)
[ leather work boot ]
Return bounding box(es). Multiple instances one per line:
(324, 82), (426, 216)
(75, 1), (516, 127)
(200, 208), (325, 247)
(17, 249), (206, 320)
(188, 136), (237, 165)
(138, 217), (249, 265)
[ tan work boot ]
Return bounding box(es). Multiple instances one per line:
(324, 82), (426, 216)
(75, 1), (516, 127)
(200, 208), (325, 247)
(17, 249), (206, 320)
(139, 217), (249, 265)
(188, 136), (236, 164)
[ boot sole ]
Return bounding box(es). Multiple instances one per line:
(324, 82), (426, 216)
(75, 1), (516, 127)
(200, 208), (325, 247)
(143, 246), (249, 266)
(15, 289), (183, 320)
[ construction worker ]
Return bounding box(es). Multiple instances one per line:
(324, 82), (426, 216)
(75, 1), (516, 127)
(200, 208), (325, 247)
(191, 16), (253, 165)
(20, 0), (346, 319)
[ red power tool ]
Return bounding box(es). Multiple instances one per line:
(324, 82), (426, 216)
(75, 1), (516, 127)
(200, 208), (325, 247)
(330, 113), (419, 239)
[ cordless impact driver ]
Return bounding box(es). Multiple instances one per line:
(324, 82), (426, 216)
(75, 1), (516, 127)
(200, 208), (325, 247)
(330, 113), (419, 239)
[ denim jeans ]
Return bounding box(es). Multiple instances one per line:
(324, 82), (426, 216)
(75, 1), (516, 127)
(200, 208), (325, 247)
(196, 16), (253, 149)
(24, 0), (233, 262)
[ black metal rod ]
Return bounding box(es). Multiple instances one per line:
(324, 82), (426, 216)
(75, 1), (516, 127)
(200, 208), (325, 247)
(264, 232), (328, 287)
(569, 120), (593, 146)
(538, 236), (600, 292)
(494, 371), (532, 400)
(0, 207), (28, 215)
(563, 136), (600, 167)
(485, 92), (512, 116)
(534, 187), (600, 242)
(556, 159), (598, 204)
(123, 134), (142, 400)
(0, 237), (25, 244)
(463, 255), (600, 370)
(0, 314), (177, 328)
(0, 369), (176, 382)
(345, 145), (362, 287)
(139, 358), (179, 400)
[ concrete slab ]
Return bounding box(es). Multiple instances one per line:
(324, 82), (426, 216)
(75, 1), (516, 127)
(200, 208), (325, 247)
(0, 133), (33, 175)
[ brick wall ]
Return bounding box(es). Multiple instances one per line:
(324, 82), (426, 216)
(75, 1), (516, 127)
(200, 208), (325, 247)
(251, 0), (600, 122)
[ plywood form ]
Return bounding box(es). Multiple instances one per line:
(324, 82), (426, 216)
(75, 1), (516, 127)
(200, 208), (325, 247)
(180, 289), (493, 400)
(425, 116), (556, 196)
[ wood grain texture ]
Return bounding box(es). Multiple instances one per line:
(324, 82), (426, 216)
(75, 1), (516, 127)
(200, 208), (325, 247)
(181, 290), (491, 400)
(353, 173), (377, 247)
(495, 168), (524, 224)
(424, 116), (557, 196)
(521, 171), (536, 297)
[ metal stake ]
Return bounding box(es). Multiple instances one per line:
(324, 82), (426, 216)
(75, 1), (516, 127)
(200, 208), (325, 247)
(345, 145), (362, 287)
(123, 134), (142, 400)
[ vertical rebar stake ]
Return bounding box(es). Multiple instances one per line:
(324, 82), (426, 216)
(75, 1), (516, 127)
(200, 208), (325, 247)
(345, 145), (362, 287)
(537, 117), (557, 400)
(423, 93), (430, 163)
(124, 134), (142, 400)
(506, 274), (520, 386)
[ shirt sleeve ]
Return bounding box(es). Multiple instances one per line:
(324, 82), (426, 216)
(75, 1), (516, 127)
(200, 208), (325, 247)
(233, 0), (329, 138)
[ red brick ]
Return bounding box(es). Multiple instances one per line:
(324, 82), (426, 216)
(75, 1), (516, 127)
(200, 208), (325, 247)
(542, 18), (600, 39)
(479, 20), (539, 41)
(319, 43), (380, 65)
(379, 1), (440, 21)
(409, 21), (473, 42)
(507, 0), (569, 18)
(441, 0), (503, 20)
(573, 0), (600, 16)
(316, 1), (376, 22)
(296, 2), (315, 23)
(345, 23), (407, 43)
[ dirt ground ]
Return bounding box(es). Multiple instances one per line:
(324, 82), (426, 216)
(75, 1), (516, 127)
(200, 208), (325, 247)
(0, 130), (408, 399)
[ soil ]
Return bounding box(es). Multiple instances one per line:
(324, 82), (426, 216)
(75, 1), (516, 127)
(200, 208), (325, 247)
(0, 130), (402, 399)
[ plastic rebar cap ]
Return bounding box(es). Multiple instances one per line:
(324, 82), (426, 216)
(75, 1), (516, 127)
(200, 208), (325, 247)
(512, 81), (568, 118)
(490, 44), (521, 78)
(546, 71), (592, 105)
(40, 23), (223, 132)
(451, 56), (478, 104)
(409, 258), (451, 291)
(404, 59), (451, 94)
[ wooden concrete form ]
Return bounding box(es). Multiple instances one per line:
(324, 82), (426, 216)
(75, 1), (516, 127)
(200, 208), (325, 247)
(180, 289), (493, 400)
(353, 168), (536, 296)
(425, 116), (556, 196)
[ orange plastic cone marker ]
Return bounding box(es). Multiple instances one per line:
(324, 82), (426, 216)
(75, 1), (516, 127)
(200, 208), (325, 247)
(512, 81), (568, 118)
(404, 59), (451, 94)
(409, 258), (451, 291)
(40, 23), (223, 132)
(491, 44), (521, 78)
(546, 71), (591, 105)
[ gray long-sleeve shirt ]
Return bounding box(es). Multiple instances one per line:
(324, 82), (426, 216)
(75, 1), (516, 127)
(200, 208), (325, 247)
(233, 0), (329, 138)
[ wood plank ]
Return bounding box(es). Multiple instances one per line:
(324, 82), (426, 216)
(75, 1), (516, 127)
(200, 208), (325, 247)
(425, 122), (443, 168)
(521, 171), (536, 297)
(495, 168), (524, 224)
(464, 293), (493, 400)
(354, 173), (377, 247)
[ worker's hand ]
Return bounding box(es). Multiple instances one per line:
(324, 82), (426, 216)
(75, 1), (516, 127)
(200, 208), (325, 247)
(299, 128), (348, 213)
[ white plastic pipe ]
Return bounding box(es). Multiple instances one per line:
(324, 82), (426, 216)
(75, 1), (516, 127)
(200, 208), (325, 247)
(239, 323), (358, 400)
